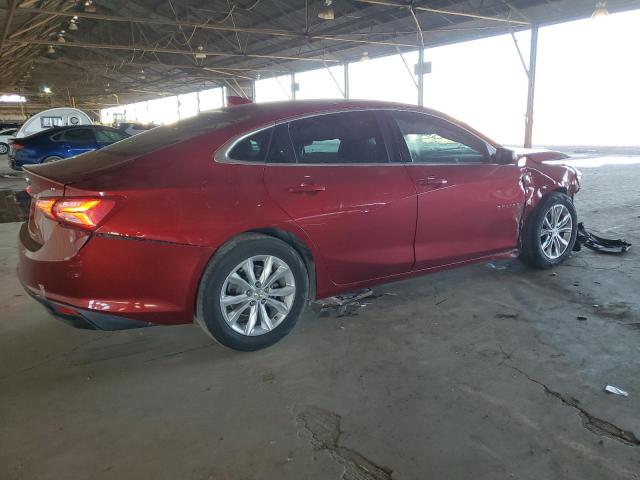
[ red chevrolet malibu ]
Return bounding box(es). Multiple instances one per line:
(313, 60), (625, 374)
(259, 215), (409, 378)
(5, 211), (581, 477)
(18, 100), (580, 350)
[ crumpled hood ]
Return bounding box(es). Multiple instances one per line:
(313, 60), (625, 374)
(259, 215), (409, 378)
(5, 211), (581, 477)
(511, 147), (570, 163)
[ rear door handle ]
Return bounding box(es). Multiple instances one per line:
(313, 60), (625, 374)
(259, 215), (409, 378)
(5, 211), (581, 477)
(418, 176), (448, 187)
(288, 183), (326, 194)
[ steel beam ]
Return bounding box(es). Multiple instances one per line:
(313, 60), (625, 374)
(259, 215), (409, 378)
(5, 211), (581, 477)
(2, 38), (341, 63)
(6, 7), (416, 48)
(524, 25), (538, 148)
(354, 0), (530, 25)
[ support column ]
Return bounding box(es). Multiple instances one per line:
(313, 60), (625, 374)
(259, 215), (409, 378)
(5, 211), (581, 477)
(343, 62), (349, 99)
(418, 45), (425, 106)
(524, 25), (539, 148)
(291, 72), (297, 100)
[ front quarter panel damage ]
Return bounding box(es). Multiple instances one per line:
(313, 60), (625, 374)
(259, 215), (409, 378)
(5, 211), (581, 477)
(520, 156), (581, 216)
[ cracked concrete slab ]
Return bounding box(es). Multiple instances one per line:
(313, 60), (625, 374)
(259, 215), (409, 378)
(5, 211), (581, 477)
(1, 160), (639, 480)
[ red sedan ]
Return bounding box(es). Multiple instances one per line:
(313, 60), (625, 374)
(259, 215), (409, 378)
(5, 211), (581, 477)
(18, 100), (580, 350)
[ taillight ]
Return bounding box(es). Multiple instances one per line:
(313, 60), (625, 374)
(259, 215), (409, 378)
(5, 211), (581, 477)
(52, 198), (116, 230)
(10, 142), (24, 152)
(34, 198), (56, 219)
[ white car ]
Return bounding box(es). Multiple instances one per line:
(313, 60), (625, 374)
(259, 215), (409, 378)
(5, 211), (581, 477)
(0, 128), (17, 155)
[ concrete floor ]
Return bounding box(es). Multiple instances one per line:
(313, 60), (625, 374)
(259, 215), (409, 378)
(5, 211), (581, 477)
(1, 158), (639, 480)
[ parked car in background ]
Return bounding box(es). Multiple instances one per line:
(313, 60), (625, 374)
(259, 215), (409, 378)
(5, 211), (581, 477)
(18, 100), (581, 351)
(9, 125), (129, 170)
(0, 128), (17, 155)
(117, 122), (155, 136)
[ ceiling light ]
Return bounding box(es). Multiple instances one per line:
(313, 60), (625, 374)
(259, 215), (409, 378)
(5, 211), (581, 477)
(0, 94), (27, 103)
(46, 45), (56, 55)
(68, 21), (78, 31)
(84, 1), (97, 13)
(592, 0), (609, 19)
(42, 86), (52, 94)
(57, 34), (66, 43)
(360, 51), (370, 62)
(318, 0), (334, 20)
(194, 45), (207, 60)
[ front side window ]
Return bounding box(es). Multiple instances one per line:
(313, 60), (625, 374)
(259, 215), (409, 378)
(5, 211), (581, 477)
(391, 111), (487, 164)
(289, 111), (388, 164)
(228, 127), (272, 162)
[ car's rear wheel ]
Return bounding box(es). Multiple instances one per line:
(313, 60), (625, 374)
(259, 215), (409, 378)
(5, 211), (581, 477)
(0, 143), (8, 155)
(43, 156), (63, 163)
(196, 234), (309, 351)
(520, 192), (578, 268)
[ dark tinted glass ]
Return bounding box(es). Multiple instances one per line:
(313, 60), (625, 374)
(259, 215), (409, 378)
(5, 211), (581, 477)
(57, 128), (95, 142)
(289, 111), (388, 164)
(266, 124), (296, 163)
(95, 129), (129, 143)
(391, 111), (487, 164)
(228, 127), (272, 162)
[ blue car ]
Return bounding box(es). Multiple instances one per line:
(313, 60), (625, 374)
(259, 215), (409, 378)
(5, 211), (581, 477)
(9, 125), (130, 170)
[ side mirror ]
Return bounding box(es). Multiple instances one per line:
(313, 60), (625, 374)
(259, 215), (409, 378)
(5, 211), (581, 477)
(493, 147), (518, 165)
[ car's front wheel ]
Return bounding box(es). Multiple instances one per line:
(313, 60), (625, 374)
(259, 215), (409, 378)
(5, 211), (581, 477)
(520, 192), (578, 268)
(196, 234), (309, 351)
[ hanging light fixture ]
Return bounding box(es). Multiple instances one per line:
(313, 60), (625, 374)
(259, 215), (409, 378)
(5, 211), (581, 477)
(46, 45), (56, 55)
(57, 33), (66, 43)
(68, 19), (78, 31)
(194, 45), (207, 60)
(84, 0), (97, 13)
(318, 0), (335, 20)
(360, 51), (370, 62)
(592, 0), (609, 19)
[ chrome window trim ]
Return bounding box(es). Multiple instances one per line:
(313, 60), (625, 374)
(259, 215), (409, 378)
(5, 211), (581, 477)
(213, 107), (497, 167)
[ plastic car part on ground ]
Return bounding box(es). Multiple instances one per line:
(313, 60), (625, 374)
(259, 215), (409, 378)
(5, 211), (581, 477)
(312, 289), (374, 317)
(573, 222), (632, 254)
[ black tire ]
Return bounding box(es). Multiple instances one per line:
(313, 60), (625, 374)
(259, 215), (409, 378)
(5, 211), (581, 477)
(0, 143), (8, 155)
(520, 192), (578, 269)
(196, 233), (309, 351)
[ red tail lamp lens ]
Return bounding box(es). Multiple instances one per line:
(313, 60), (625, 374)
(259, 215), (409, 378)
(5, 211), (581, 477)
(10, 142), (24, 151)
(34, 198), (56, 219)
(52, 198), (115, 229)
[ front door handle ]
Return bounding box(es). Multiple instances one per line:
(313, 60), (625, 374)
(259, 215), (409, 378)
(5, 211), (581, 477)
(289, 183), (326, 194)
(418, 176), (448, 187)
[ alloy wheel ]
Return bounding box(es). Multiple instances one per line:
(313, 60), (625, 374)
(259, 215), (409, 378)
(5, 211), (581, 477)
(540, 204), (573, 259)
(220, 255), (296, 336)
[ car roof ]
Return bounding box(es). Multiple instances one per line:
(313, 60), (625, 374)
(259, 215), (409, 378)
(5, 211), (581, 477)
(195, 99), (498, 147)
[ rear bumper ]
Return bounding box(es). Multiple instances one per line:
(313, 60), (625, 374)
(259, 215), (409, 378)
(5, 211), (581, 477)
(18, 222), (214, 328)
(22, 283), (154, 330)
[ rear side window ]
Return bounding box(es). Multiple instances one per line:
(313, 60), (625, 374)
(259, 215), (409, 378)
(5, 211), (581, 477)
(52, 128), (95, 142)
(266, 124), (296, 163)
(289, 111), (388, 164)
(391, 111), (487, 164)
(95, 129), (128, 143)
(228, 127), (272, 162)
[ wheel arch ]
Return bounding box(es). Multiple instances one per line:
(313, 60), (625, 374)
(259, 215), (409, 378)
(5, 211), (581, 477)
(247, 227), (317, 301)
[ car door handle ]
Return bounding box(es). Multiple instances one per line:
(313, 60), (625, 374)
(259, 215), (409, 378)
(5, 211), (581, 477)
(418, 176), (448, 187)
(288, 183), (326, 194)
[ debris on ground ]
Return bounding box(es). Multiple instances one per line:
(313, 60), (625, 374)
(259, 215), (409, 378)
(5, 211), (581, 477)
(574, 222), (632, 254)
(604, 385), (629, 397)
(312, 289), (374, 317)
(576, 316), (588, 321)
